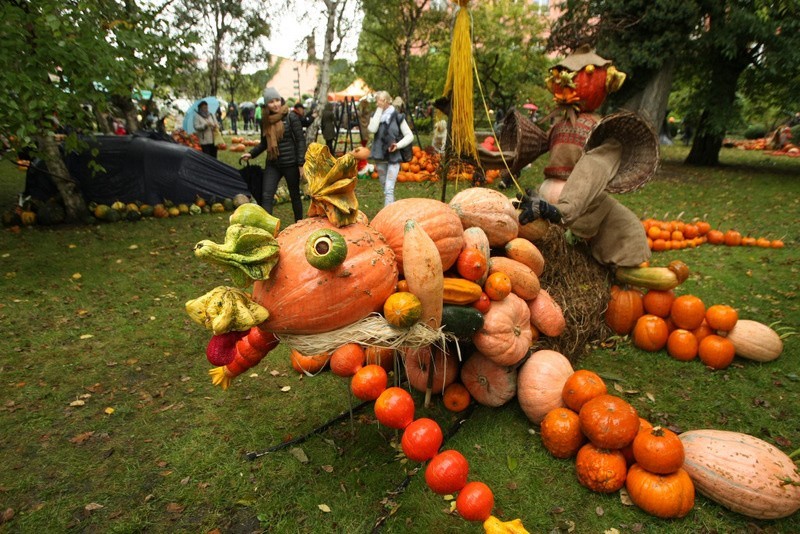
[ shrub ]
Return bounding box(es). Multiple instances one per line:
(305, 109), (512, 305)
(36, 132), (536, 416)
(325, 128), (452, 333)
(744, 124), (767, 139)
(413, 117), (433, 133)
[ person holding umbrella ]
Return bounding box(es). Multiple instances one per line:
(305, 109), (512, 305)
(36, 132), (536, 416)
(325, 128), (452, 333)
(241, 87), (306, 222)
(194, 100), (220, 158)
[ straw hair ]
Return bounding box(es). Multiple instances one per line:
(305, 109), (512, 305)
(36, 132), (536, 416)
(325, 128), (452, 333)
(277, 314), (450, 356)
(584, 111), (659, 193)
(443, 4), (477, 160)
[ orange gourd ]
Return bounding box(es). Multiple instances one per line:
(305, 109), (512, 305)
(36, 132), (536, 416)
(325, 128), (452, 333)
(626, 465), (695, 518)
(698, 335), (735, 369)
(403, 219), (444, 329)
(575, 443), (628, 493)
(403, 345), (458, 394)
(484, 271), (512, 301)
(487, 256), (541, 300)
(632, 314), (669, 352)
(290, 349), (331, 375)
(579, 394), (640, 450)
(456, 247), (488, 282)
(528, 288), (566, 337)
(562, 370), (607, 412)
(504, 237), (545, 276)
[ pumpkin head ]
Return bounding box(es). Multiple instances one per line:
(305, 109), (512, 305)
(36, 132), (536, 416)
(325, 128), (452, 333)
(472, 293), (532, 366)
(626, 464), (695, 518)
(252, 218), (398, 334)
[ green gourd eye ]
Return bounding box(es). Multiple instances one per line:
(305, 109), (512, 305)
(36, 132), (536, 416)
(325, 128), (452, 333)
(305, 229), (347, 270)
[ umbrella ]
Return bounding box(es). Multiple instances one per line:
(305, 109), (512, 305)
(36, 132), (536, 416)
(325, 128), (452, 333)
(256, 96), (265, 106)
(522, 103), (539, 111)
(240, 101), (255, 110)
(182, 96), (221, 134)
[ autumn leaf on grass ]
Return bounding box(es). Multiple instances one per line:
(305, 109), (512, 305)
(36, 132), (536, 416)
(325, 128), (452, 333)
(69, 431), (94, 444)
(318, 504), (331, 513)
(304, 143), (359, 227)
(166, 503), (185, 514)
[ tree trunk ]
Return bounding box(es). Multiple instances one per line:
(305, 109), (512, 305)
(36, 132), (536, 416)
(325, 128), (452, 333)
(622, 61), (674, 133)
(36, 135), (87, 222)
(685, 109), (721, 166)
(309, 0), (337, 146)
(685, 58), (745, 166)
(95, 108), (113, 134)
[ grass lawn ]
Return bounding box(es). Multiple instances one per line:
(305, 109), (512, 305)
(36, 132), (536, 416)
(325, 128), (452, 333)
(0, 139), (798, 533)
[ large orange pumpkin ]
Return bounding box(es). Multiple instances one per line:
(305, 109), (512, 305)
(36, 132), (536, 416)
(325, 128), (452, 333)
(369, 198), (464, 275)
(626, 464), (695, 519)
(579, 394), (640, 449)
(517, 349), (574, 424)
(575, 442), (627, 493)
(459, 352), (517, 407)
(472, 293), (532, 366)
(253, 218), (398, 334)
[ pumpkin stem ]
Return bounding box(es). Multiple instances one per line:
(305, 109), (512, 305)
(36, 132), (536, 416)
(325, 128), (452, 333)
(788, 447), (800, 460)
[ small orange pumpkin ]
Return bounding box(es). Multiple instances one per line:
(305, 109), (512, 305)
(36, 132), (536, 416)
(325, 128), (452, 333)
(459, 352), (517, 407)
(575, 443), (628, 493)
(579, 394), (640, 449)
(632, 426), (685, 474)
(562, 369), (607, 412)
(540, 407), (585, 458)
(605, 286), (644, 335)
(626, 464), (695, 518)
(632, 314), (669, 352)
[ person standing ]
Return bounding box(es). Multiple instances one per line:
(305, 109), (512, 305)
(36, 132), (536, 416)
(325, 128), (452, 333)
(193, 100), (219, 158)
(321, 102), (336, 153)
(292, 102), (314, 129)
(241, 87), (306, 222)
(228, 101), (239, 135)
(254, 103), (263, 132)
(368, 90), (414, 206)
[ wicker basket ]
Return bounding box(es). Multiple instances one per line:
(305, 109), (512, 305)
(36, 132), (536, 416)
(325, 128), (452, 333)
(477, 109), (548, 174)
(584, 111), (659, 194)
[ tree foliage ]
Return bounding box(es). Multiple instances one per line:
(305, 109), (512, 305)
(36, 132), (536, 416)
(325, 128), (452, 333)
(170, 0), (270, 97)
(0, 0), (192, 221)
(549, 0), (800, 166)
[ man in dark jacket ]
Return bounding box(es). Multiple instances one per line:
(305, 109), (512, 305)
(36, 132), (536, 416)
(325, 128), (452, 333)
(241, 87), (306, 222)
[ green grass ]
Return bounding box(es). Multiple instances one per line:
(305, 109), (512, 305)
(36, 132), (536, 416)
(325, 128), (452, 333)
(0, 141), (798, 533)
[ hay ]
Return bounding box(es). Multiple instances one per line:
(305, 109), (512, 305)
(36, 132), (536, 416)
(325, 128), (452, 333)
(535, 224), (613, 362)
(277, 314), (450, 356)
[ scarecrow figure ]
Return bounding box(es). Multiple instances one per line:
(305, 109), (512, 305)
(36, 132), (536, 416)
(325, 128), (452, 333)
(515, 45), (658, 268)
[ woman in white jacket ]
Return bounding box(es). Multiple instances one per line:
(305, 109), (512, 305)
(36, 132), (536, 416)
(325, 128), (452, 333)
(368, 91), (414, 206)
(193, 100), (220, 158)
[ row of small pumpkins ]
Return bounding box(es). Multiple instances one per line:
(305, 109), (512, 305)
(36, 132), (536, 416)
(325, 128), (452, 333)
(89, 195), (252, 222)
(643, 218), (785, 252)
(606, 284), (785, 367)
(531, 358), (800, 520)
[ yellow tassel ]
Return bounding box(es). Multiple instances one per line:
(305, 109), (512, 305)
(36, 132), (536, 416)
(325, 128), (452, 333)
(443, 5), (477, 160)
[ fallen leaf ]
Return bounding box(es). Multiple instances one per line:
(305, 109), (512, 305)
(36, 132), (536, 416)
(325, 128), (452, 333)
(249, 373), (259, 378)
(181, 476), (191, 485)
(144, 494), (154, 503)
(614, 382), (624, 392)
(104, 407), (115, 415)
(270, 370), (281, 376)
(68, 244), (76, 249)
(84, 503), (104, 512)
(128, 244), (139, 250)
(72, 273), (82, 280)
(321, 465), (333, 473)
(290, 447), (309, 463)
(159, 470), (173, 477)
(280, 386), (291, 392)
(79, 334), (94, 340)
(506, 454), (518, 472)
(165, 503), (184, 514)
(1, 508), (14, 523)
(619, 488), (634, 506)
(318, 504), (331, 513)
(596, 506), (604, 516)
(646, 392), (656, 402)
(69, 400), (86, 407)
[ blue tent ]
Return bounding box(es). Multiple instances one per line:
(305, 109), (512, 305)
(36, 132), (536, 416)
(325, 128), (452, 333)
(182, 97), (221, 134)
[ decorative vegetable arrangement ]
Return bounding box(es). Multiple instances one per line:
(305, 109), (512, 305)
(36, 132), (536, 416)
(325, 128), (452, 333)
(182, 145), (798, 529)
(642, 218), (785, 251)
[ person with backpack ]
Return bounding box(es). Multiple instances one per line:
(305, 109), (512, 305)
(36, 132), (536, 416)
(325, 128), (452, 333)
(368, 90), (413, 206)
(241, 87), (306, 222)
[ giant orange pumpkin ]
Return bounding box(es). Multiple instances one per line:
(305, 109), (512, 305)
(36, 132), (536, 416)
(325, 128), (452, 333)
(369, 198), (464, 275)
(252, 218), (398, 334)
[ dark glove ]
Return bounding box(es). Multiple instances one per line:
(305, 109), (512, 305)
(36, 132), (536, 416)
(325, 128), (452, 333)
(515, 189), (562, 225)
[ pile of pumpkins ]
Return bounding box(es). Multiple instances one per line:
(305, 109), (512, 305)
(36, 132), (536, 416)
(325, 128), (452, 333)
(90, 195), (252, 223)
(528, 356), (800, 520)
(642, 217), (785, 252)
(226, 136), (260, 152)
(394, 146), (502, 184)
(606, 281), (785, 368)
(2, 197), (66, 227)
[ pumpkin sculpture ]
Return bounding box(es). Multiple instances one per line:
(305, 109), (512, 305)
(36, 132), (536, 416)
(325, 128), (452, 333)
(252, 218), (398, 334)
